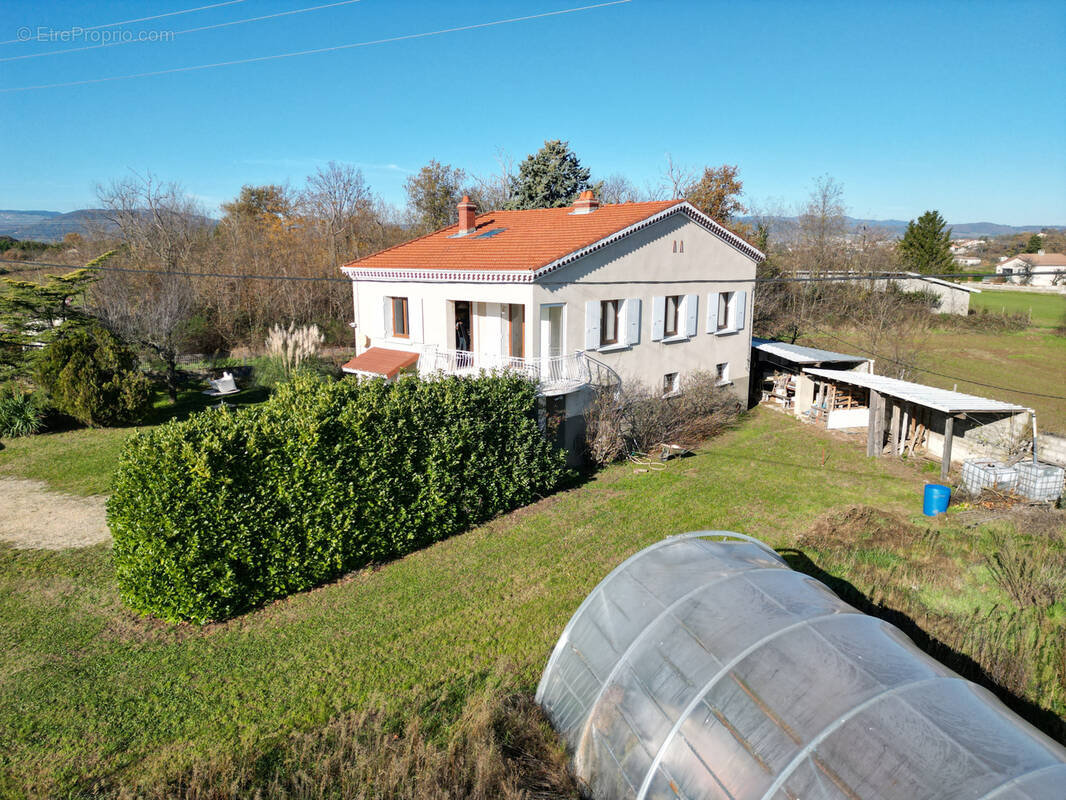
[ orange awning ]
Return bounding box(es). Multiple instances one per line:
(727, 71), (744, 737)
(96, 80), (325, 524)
(340, 347), (419, 379)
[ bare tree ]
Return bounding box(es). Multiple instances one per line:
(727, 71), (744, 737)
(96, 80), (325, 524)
(657, 154), (697, 200)
(597, 173), (644, 204)
(301, 161), (375, 264)
(93, 172), (207, 400)
(468, 148), (516, 211)
(796, 174), (848, 274)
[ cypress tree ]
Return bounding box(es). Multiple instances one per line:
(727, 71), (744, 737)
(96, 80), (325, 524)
(898, 210), (954, 274)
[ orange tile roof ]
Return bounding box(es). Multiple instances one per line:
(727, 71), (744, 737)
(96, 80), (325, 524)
(340, 347), (419, 378)
(341, 200), (762, 277)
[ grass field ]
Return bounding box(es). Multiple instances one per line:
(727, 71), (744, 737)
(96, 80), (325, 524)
(0, 387), (268, 496)
(971, 289), (1066, 329)
(1, 409), (1063, 797)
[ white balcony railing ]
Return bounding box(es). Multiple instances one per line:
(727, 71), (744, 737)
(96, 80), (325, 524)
(420, 347), (591, 396)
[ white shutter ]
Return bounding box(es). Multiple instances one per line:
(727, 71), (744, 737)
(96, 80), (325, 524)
(651, 295), (665, 341)
(410, 297), (424, 342)
(684, 294), (698, 337)
(706, 292), (719, 333)
(625, 298), (641, 345)
(585, 300), (601, 350)
(382, 297), (391, 337)
(735, 290), (747, 331)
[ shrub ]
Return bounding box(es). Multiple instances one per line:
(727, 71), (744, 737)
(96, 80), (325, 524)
(35, 323), (153, 426)
(585, 371), (741, 465)
(108, 371), (568, 623)
(0, 383), (46, 437)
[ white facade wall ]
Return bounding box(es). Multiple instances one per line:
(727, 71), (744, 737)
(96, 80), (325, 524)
(348, 214), (758, 399)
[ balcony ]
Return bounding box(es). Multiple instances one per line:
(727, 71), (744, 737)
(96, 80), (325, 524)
(420, 347), (592, 396)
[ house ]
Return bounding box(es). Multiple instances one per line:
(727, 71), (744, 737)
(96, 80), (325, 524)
(750, 338), (872, 420)
(339, 192), (763, 455)
(996, 252), (1066, 286)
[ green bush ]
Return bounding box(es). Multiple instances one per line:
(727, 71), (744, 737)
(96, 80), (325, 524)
(0, 383), (46, 437)
(108, 371), (568, 623)
(35, 323), (153, 427)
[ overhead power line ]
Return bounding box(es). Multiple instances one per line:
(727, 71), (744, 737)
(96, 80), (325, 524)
(806, 325), (1066, 401)
(0, 0), (250, 46)
(0, 1), (632, 93)
(0, 0), (365, 63)
(3, 256), (1061, 402)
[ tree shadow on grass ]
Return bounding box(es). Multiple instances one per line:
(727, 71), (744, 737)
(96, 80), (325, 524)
(780, 548), (1066, 745)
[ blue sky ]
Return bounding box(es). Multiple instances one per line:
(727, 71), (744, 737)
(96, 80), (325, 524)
(1, 0), (1064, 224)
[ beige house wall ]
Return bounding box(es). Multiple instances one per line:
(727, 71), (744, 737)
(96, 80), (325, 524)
(349, 212), (758, 402)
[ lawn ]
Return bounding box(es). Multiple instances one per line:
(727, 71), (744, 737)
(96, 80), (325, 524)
(920, 327), (1066, 434)
(0, 387), (268, 496)
(1, 409), (1063, 797)
(971, 289), (1066, 329)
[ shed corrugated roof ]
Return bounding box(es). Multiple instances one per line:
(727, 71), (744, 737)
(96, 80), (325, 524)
(803, 368), (1029, 414)
(752, 338), (870, 365)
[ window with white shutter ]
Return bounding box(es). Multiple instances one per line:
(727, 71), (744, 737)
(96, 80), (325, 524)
(585, 300), (601, 350)
(684, 294), (699, 337)
(651, 295), (666, 341)
(625, 298), (642, 345)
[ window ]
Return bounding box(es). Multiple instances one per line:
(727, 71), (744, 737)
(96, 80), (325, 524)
(663, 372), (679, 396)
(600, 299), (620, 345)
(717, 291), (733, 331)
(715, 362), (730, 385)
(508, 303), (524, 358)
(664, 295), (681, 337)
(391, 296), (409, 337)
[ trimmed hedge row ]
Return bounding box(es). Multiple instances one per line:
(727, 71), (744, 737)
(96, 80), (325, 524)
(108, 372), (568, 623)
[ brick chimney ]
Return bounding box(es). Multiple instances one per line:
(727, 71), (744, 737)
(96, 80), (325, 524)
(572, 189), (600, 214)
(457, 195), (477, 235)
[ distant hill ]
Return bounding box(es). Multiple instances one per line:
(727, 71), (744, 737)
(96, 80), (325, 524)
(741, 215), (1065, 240)
(0, 209), (120, 242)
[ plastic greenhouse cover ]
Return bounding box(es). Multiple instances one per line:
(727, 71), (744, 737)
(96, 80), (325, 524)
(536, 531), (1066, 800)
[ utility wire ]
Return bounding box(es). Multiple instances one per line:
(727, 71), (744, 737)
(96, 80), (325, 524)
(0, 1), (632, 93)
(0, 0), (364, 63)
(4, 257), (1060, 402)
(804, 324), (1066, 401)
(0, 0), (250, 46)
(0, 259), (1007, 285)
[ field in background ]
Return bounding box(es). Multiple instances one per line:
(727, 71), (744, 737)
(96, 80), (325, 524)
(1, 410), (1062, 797)
(970, 289), (1065, 329)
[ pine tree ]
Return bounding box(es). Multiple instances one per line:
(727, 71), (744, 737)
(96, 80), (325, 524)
(898, 210), (954, 274)
(1024, 233), (1043, 253)
(506, 140), (592, 209)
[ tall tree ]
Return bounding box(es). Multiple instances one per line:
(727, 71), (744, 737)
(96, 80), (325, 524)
(1024, 233), (1043, 253)
(302, 162), (375, 264)
(796, 175), (848, 274)
(95, 173), (208, 400)
(506, 140), (592, 209)
(404, 160), (466, 234)
(684, 165), (747, 228)
(898, 210), (954, 274)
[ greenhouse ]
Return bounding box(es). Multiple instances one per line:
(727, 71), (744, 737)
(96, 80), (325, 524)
(537, 532), (1066, 800)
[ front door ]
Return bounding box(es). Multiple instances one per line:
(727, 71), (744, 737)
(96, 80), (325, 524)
(454, 301), (473, 351)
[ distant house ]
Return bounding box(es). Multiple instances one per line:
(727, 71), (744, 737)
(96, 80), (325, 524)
(953, 255), (982, 267)
(996, 252), (1066, 286)
(339, 192), (764, 456)
(792, 271), (979, 315)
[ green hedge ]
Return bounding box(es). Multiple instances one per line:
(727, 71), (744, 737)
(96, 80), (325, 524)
(108, 372), (568, 623)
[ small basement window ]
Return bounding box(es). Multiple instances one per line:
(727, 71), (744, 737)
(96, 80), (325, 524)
(715, 362), (729, 385)
(663, 372), (679, 395)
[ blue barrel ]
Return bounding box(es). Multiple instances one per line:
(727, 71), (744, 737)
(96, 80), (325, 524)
(923, 483), (951, 516)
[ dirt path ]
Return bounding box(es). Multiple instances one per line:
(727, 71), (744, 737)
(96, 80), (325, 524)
(0, 478), (110, 549)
